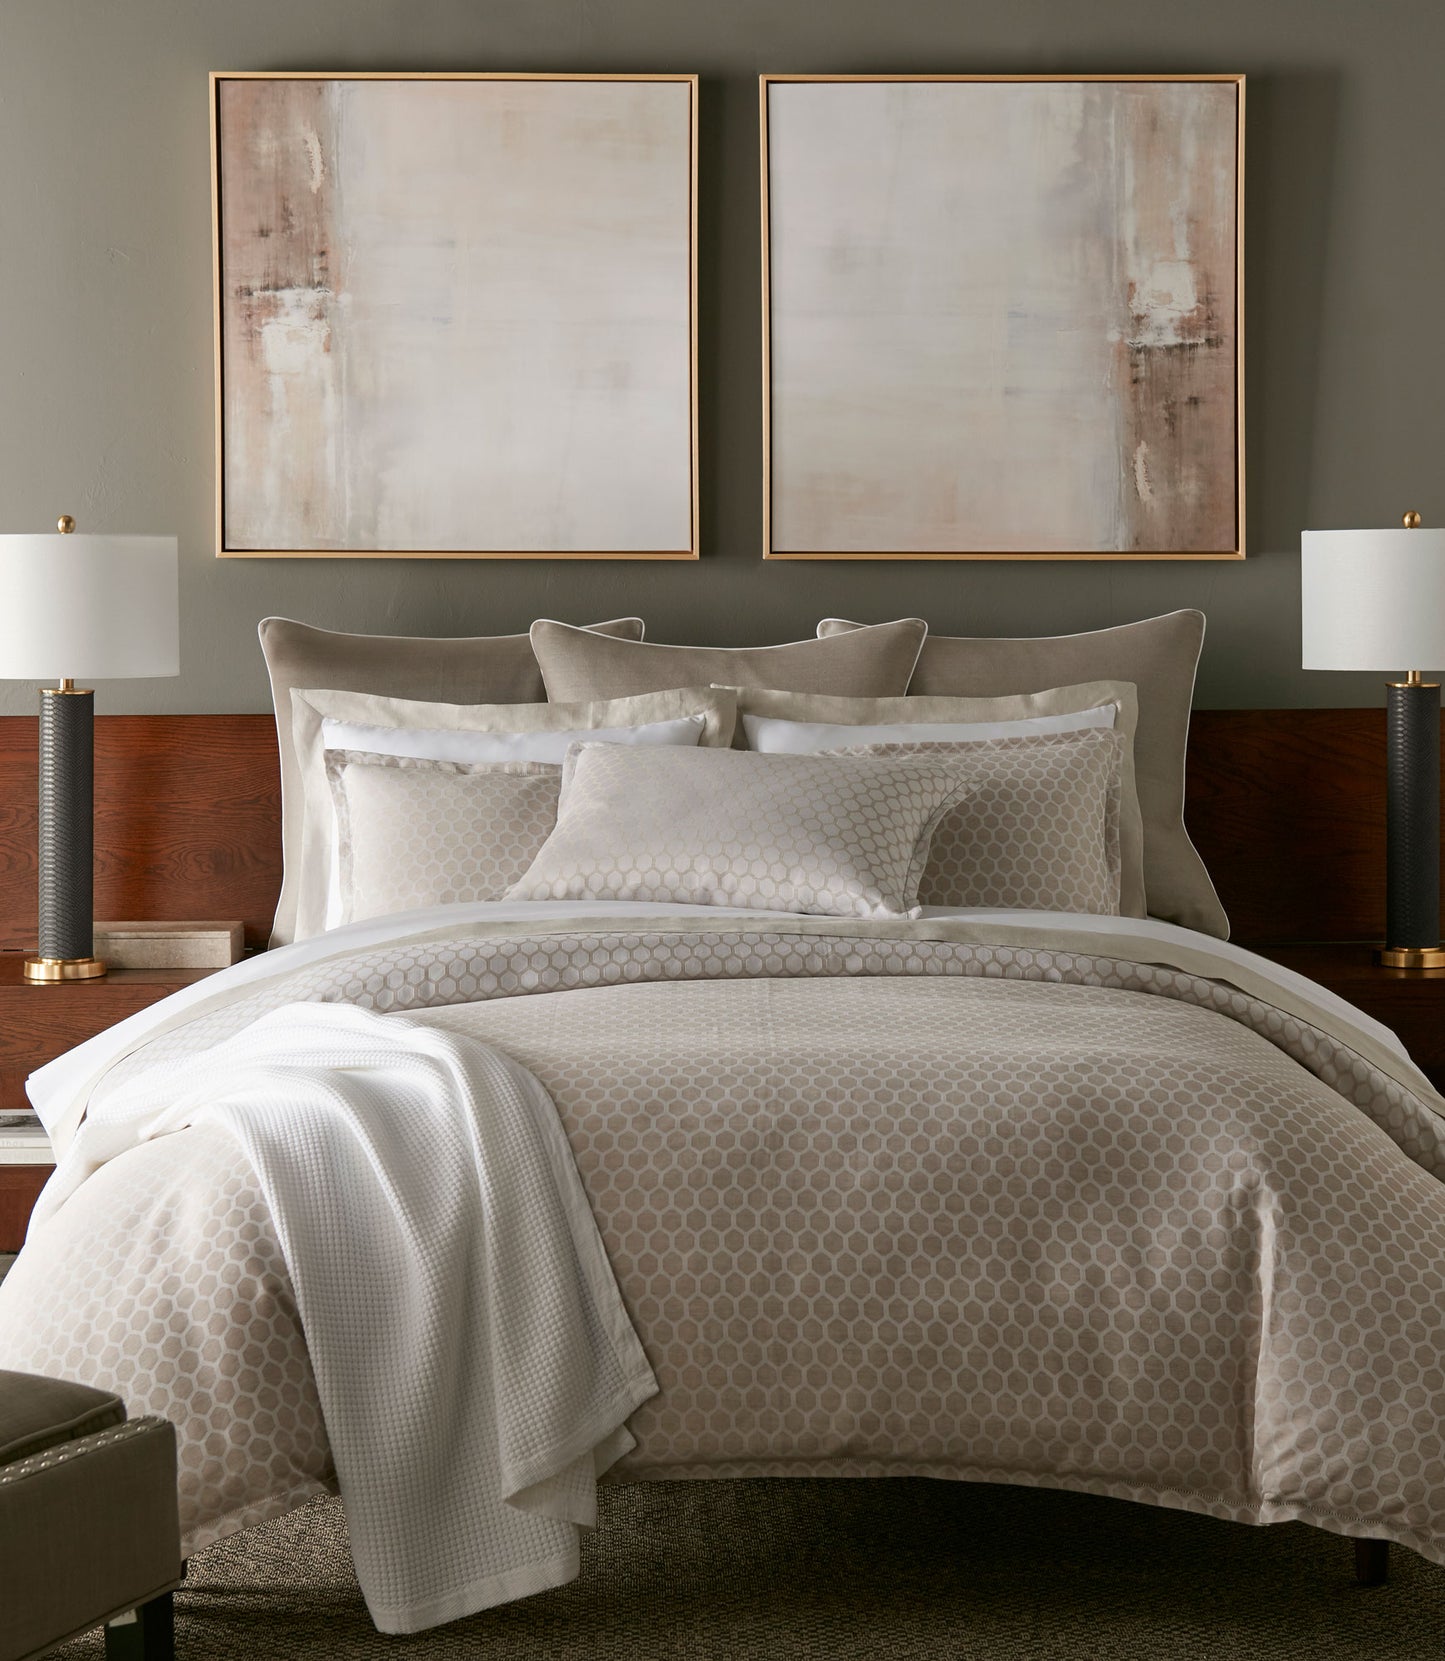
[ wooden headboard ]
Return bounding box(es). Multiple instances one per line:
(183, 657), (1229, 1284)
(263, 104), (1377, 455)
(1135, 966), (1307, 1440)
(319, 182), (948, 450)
(0, 715), (282, 954)
(0, 710), (1440, 952)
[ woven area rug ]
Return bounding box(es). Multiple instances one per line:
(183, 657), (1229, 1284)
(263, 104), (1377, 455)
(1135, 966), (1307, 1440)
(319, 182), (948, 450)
(48, 1478), (1445, 1659)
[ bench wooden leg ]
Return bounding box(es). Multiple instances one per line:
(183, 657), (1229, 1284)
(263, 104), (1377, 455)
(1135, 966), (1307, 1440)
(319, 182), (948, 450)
(104, 1590), (174, 1661)
(1354, 1538), (1390, 1587)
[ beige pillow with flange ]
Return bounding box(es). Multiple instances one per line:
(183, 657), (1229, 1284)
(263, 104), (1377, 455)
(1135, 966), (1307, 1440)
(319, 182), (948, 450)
(530, 616), (928, 708)
(328, 753), (562, 925)
(260, 614), (644, 946)
(824, 729), (1125, 915)
(286, 684), (737, 943)
(730, 681), (1145, 918)
(508, 742), (978, 920)
(816, 612), (1225, 936)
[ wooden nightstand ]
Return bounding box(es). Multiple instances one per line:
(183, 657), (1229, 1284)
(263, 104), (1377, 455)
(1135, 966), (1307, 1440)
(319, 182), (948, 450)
(0, 955), (216, 1249)
(1251, 944), (1445, 1092)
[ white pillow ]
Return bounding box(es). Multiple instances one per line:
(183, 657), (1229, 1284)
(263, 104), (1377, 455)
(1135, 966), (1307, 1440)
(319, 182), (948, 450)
(321, 713), (709, 765)
(743, 704), (1117, 754)
(288, 685), (737, 940)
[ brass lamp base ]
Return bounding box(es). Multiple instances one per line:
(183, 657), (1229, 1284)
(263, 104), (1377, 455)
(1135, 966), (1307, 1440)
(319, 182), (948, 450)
(24, 956), (108, 982)
(1375, 946), (1445, 971)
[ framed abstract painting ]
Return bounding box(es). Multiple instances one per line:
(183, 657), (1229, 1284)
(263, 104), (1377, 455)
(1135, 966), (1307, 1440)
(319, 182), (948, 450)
(761, 74), (1245, 560)
(212, 72), (698, 559)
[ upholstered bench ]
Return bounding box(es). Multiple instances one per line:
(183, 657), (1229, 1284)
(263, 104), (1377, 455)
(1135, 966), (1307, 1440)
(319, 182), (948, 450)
(0, 1369), (182, 1661)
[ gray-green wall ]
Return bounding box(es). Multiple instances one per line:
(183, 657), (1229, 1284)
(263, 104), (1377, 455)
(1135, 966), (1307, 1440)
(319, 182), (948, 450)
(2, 0), (1440, 716)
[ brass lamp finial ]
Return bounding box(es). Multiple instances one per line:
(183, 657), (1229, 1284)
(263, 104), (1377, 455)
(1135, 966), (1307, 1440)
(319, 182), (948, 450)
(1403, 510), (1422, 529)
(56, 515), (75, 534)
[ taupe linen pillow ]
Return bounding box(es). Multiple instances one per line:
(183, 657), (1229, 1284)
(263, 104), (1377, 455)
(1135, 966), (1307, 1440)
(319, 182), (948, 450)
(817, 612), (1226, 937)
(732, 682), (1145, 918)
(507, 743), (975, 920)
(825, 730), (1125, 916)
(530, 617), (927, 706)
(260, 615), (643, 946)
(328, 754), (561, 925)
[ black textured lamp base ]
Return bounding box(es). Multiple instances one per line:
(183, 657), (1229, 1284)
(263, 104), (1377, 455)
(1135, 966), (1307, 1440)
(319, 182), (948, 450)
(23, 955), (107, 982)
(34, 685), (106, 978)
(1382, 679), (1443, 972)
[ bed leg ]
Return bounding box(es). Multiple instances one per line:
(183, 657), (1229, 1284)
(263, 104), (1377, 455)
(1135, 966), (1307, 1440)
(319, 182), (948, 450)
(1354, 1539), (1390, 1587)
(104, 1591), (174, 1660)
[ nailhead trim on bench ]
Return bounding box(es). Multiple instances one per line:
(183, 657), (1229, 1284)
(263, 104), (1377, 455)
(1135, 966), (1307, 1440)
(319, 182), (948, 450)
(0, 1416), (169, 1484)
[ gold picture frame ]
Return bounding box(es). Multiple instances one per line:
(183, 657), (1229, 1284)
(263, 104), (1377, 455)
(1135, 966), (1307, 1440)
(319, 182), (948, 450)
(760, 73), (1246, 560)
(212, 71), (700, 560)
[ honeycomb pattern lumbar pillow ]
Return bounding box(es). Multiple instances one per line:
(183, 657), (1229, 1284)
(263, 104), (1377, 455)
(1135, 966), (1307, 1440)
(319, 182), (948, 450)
(506, 743), (980, 920)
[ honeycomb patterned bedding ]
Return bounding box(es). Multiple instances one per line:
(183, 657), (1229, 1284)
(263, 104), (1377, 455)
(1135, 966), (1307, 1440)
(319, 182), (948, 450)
(3, 917), (1445, 1573)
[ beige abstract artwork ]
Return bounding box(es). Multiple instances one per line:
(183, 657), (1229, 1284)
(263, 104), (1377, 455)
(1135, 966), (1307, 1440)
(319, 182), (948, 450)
(763, 77), (1243, 558)
(215, 75), (696, 557)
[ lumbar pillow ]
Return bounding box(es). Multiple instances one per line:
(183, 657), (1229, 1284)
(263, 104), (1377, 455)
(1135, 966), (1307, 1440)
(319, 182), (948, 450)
(529, 617), (928, 706)
(816, 612), (1224, 936)
(507, 743), (978, 920)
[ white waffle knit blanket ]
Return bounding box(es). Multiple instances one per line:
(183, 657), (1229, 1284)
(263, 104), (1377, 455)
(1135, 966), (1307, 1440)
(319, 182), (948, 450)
(63, 1001), (657, 1633)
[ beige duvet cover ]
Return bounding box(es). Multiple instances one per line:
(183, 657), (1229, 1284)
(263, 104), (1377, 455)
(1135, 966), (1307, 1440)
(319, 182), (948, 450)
(3, 906), (1444, 1579)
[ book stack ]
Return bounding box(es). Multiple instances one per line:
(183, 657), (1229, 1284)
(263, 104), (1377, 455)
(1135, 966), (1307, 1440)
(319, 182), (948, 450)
(0, 1111), (54, 1165)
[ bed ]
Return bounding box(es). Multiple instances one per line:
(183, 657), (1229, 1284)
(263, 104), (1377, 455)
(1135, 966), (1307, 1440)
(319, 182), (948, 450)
(2, 612), (1442, 1634)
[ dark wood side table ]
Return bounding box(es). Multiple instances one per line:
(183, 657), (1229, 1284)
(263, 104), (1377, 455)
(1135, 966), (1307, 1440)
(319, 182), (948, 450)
(1249, 943), (1445, 1092)
(0, 955), (214, 1251)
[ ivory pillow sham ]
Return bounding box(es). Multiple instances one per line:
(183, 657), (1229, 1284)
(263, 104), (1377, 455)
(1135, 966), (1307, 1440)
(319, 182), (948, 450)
(260, 614), (644, 946)
(816, 612), (1226, 936)
(529, 616), (928, 707)
(507, 744), (980, 920)
(732, 682), (1146, 918)
(825, 729), (1126, 915)
(284, 685), (737, 943)
(327, 755), (561, 925)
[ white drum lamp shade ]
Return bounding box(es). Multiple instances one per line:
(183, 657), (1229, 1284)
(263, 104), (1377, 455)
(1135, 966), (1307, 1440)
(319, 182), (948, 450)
(1301, 527), (1445, 672)
(0, 534), (179, 679)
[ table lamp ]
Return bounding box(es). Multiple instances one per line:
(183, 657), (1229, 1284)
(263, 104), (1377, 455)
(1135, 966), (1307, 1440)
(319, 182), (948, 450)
(1302, 511), (1445, 968)
(0, 517), (179, 981)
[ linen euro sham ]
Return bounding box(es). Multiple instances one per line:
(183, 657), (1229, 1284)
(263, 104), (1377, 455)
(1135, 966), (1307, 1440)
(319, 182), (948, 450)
(506, 744), (979, 919)
(529, 616), (928, 707)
